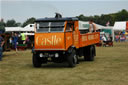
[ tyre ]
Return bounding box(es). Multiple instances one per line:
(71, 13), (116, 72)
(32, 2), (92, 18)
(84, 45), (95, 61)
(32, 54), (42, 67)
(67, 49), (78, 67)
(93, 45), (96, 56)
(84, 46), (89, 61)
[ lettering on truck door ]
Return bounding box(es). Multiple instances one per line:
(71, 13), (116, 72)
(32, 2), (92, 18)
(73, 21), (79, 48)
(65, 23), (73, 50)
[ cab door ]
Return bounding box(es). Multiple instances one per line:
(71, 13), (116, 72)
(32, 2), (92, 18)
(65, 22), (74, 50)
(73, 21), (79, 48)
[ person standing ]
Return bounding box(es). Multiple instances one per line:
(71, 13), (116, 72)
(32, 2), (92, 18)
(115, 35), (119, 42)
(25, 35), (29, 44)
(0, 35), (4, 61)
(13, 33), (18, 51)
(89, 20), (98, 32)
(102, 35), (107, 43)
(21, 32), (26, 44)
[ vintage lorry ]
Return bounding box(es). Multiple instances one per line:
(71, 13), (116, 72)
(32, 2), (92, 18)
(32, 17), (100, 67)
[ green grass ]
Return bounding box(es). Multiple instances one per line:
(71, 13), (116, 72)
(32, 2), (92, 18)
(0, 42), (128, 85)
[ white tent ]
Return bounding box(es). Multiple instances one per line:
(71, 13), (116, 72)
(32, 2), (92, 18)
(24, 33), (34, 35)
(113, 22), (126, 30)
(5, 27), (23, 32)
(5, 24), (35, 32)
(79, 21), (89, 30)
(78, 21), (105, 30)
(95, 23), (105, 29)
(23, 24), (35, 31)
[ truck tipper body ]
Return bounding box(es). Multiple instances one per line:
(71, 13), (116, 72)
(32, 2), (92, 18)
(32, 17), (100, 67)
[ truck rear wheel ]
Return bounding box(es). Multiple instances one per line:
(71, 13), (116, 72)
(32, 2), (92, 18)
(84, 45), (95, 61)
(32, 54), (42, 67)
(67, 49), (78, 67)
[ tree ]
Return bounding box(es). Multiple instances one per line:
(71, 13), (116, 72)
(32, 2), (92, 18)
(115, 9), (128, 21)
(22, 17), (35, 27)
(6, 19), (20, 27)
(16, 22), (22, 27)
(0, 19), (5, 33)
(77, 9), (128, 26)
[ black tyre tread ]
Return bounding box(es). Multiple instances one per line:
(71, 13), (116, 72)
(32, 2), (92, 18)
(84, 46), (89, 61)
(67, 49), (77, 67)
(84, 45), (95, 61)
(32, 54), (42, 67)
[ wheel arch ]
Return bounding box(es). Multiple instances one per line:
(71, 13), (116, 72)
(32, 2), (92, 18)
(67, 45), (77, 54)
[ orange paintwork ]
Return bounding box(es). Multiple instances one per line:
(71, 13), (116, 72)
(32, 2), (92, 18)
(34, 33), (65, 50)
(34, 20), (100, 51)
(65, 32), (73, 50)
(79, 32), (100, 47)
(73, 21), (80, 48)
(64, 21), (80, 49)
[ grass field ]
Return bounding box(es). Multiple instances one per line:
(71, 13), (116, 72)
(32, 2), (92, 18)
(0, 42), (128, 85)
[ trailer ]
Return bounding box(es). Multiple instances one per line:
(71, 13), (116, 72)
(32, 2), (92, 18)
(32, 17), (100, 67)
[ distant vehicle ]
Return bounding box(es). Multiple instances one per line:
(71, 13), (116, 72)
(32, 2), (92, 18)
(32, 16), (100, 67)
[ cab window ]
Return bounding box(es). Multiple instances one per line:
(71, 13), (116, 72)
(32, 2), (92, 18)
(66, 23), (74, 32)
(36, 22), (65, 32)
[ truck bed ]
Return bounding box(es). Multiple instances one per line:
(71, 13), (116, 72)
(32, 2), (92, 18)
(79, 32), (100, 47)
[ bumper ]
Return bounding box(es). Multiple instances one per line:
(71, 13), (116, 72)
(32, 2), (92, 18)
(32, 48), (65, 58)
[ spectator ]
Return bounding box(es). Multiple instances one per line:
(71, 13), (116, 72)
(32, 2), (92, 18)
(125, 31), (128, 42)
(66, 24), (72, 31)
(109, 34), (112, 42)
(17, 33), (22, 44)
(115, 35), (119, 42)
(102, 35), (107, 43)
(13, 33), (18, 51)
(0, 34), (4, 61)
(21, 32), (26, 44)
(89, 20), (98, 32)
(120, 35), (126, 42)
(25, 35), (30, 44)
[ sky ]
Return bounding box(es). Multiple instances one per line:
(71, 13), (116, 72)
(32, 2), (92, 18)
(0, 0), (128, 23)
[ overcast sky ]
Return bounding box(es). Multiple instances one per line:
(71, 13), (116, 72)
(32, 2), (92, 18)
(0, 0), (128, 22)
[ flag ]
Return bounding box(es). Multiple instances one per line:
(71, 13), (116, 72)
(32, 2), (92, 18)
(106, 21), (110, 26)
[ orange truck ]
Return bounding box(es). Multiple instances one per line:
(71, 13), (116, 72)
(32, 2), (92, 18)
(32, 17), (100, 67)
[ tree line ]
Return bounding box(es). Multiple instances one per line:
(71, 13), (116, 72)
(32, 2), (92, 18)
(0, 17), (35, 27)
(0, 17), (35, 32)
(77, 9), (128, 26)
(0, 9), (128, 32)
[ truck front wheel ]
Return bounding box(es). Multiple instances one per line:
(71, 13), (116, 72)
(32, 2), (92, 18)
(67, 49), (78, 67)
(32, 54), (42, 67)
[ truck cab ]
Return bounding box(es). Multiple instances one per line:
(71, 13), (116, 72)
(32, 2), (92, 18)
(33, 17), (100, 67)
(34, 17), (79, 50)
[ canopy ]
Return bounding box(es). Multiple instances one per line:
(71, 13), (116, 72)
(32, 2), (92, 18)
(113, 22), (126, 30)
(78, 21), (105, 30)
(79, 21), (89, 30)
(5, 24), (34, 32)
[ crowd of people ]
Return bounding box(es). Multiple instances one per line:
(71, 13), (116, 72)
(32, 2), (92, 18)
(0, 34), (4, 61)
(115, 31), (128, 42)
(9, 32), (32, 51)
(0, 32), (33, 61)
